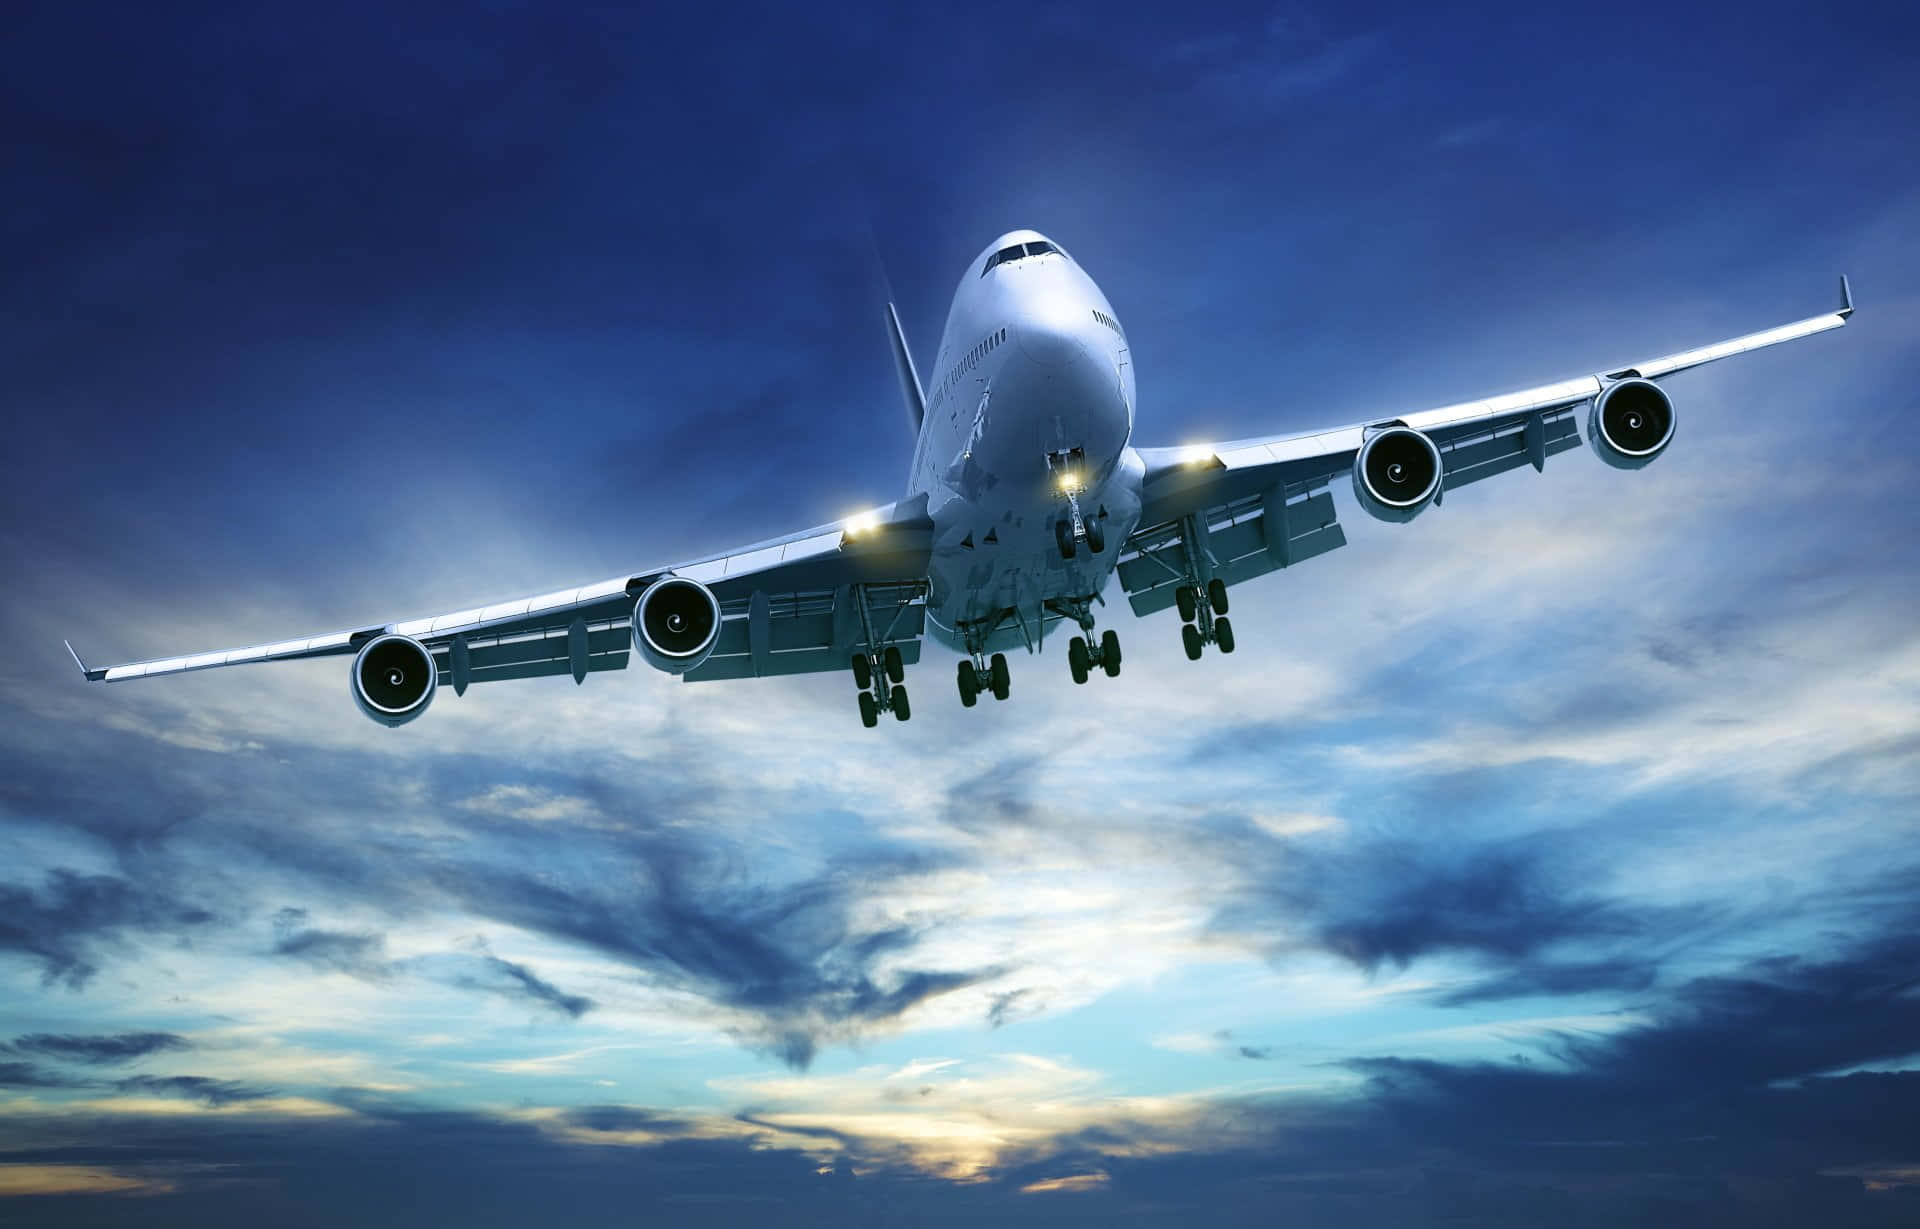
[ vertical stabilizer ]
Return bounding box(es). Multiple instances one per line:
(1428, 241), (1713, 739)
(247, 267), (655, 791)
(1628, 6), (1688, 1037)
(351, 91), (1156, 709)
(885, 302), (926, 433)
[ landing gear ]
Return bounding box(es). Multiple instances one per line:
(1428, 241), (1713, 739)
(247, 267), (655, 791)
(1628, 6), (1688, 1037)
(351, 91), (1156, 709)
(1163, 513), (1238, 660)
(957, 621), (1013, 708)
(1054, 595), (1121, 685)
(1048, 446), (1108, 560)
(847, 584), (916, 728)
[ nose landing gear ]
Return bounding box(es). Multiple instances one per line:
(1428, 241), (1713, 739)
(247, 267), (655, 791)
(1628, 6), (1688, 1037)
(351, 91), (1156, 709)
(1048, 448), (1107, 560)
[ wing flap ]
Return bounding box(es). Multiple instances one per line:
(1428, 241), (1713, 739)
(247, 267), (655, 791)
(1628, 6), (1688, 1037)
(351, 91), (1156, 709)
(1437, 406), (1583, 490)
(1119, 490), (1343, 617)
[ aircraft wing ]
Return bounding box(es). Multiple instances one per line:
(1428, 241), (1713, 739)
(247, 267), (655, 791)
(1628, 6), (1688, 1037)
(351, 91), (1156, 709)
(71, 494), (934, 691)
(1117, 280), (1854, 618)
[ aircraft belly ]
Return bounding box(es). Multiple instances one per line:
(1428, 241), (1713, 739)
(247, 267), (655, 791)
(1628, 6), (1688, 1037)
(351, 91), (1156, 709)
(923, 453), (1144, 656)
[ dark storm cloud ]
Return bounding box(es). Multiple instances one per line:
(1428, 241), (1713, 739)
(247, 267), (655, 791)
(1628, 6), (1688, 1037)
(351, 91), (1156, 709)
(0, 869), (216, 988)
(5, 1031), (191, 1065)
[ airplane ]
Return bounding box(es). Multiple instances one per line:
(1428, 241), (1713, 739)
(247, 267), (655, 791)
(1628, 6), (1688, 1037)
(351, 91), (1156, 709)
(68, 230), (1855, 728)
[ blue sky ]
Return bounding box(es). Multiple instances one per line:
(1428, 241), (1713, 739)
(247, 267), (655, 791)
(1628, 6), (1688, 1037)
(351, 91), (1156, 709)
(3, 0), (1919, 1222)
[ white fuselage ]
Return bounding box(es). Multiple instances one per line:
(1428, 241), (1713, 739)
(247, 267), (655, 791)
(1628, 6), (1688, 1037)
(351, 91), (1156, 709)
(909, 231), (1141, 654)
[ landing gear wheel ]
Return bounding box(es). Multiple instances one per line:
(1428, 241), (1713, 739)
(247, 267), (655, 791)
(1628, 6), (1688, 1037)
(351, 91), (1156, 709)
(892, 685), (911, 721)
(1055, 520), (1076, 560)
(1175, 585), (1198, 624)
(1068, 636), (1090, 685)
(1215, 616), (1236, 654)
(883, 644), (905, 684)
(851, 653), (872, 691)
(989, 653), (1010, 700)
(1182, 623), (1204, 661)
(957, 661), (978, 708)
(1086, 520), (1106, 554)
(858, 691), (879, 728)
(1208, 577), (1230, 615)
(1101, 629), (1122, 677)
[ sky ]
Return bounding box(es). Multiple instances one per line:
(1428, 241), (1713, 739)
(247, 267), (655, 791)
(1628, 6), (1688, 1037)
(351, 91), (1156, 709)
(3, 1), (1919, 1224)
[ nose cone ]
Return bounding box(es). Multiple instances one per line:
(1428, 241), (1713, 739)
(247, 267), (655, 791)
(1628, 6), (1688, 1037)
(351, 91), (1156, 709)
(1015, 314), (1092, 368)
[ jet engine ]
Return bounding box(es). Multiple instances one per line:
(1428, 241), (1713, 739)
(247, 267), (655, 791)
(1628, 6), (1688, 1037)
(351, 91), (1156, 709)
(351, 633), (437, 727)
(1587, 378), (1676, 470)
(633, 576), (722, 674)
(1352, 426), (1443, 523)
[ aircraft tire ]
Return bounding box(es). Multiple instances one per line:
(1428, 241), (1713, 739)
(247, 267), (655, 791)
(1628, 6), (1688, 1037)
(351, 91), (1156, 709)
(858, 691), (879, 728)
(851, 653), (872, 691)
(1068, 636), (1090, 685)
(1215, 616), (1236, 654)
(1056, 520), (1076, 560)
(1087, 520), (1106, 554)
(1208, 578), (1229, 616)
(958, 661), (978, 708)
(884, 644), (905, 684)
(1101, 630), (1121, 676)
(1176, 585), (1198, 624)
(990, 653), (1010, 700)
(1182, 623), (1203, 661)
(892, 686), (911, 721)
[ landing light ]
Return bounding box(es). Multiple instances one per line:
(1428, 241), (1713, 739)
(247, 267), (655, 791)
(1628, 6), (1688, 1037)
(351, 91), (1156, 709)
(1056, 470), (1082, 493)
(1180, 444), (1215, 466)
(844, 509), (883, 538)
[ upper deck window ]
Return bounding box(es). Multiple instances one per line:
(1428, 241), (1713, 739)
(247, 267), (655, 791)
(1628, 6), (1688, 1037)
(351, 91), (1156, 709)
(981, 241), (1065, 276)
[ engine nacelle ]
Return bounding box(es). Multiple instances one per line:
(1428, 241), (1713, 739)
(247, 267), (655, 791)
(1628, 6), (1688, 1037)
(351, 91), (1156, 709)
(633, 576), (722, 674)
(1352, 426), (1443, 523)
(1587, 378), (1676, 470)
(351, 634), (437, 727)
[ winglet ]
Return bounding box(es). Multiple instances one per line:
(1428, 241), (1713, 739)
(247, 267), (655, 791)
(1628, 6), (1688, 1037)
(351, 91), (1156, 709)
(1838, 274), (1854, 319)
(66, 640), (108, 682)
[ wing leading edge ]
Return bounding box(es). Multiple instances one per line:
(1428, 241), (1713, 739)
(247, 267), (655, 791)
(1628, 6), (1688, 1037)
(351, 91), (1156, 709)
(72, 494), (935, 690)
(1121, 280), (1853, 618)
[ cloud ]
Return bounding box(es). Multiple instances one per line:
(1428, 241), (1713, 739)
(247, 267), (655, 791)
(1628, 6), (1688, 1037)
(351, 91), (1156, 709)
(4, 1031), (191, 1065)
(0, 1061), (88, 1089)
(446, 953), (595, 1020)
(112, 1074), (272, 1107)
(0, 869), (216, 988)
(270, 924), (392, 979)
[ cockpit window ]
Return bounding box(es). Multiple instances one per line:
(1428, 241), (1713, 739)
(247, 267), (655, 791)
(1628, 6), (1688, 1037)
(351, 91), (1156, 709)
(981, 240), (1065, 276)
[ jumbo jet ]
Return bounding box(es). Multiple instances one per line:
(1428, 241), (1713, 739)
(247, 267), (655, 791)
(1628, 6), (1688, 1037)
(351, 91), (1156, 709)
(69, 231), (1854, 727)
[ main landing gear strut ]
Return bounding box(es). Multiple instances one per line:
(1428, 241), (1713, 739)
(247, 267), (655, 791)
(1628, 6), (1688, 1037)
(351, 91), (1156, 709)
(847, 583), (914, 728)
(1167, 512), (1234, 660)
(1050, 595), (1121, 685)
(955, 620), (1011, 708)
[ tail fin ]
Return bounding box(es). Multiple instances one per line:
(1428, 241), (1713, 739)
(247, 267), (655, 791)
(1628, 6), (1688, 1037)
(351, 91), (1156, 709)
(885, 302), (926, 433)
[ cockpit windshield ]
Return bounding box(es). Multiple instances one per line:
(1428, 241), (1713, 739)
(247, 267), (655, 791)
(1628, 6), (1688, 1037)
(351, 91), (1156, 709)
(982, 240), (1064, 276)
